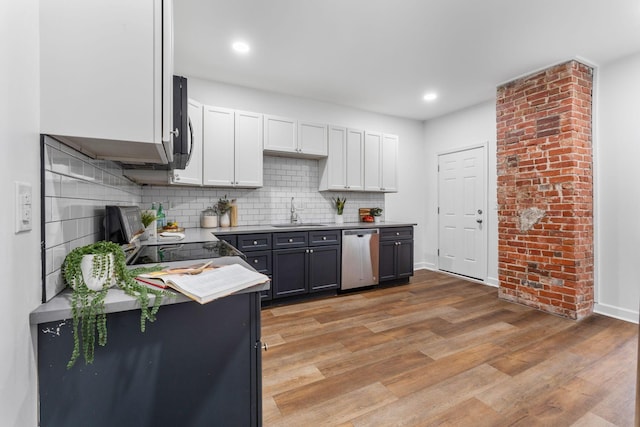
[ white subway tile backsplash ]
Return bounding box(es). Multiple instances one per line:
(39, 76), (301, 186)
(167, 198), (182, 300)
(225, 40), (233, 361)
(42, 136), (142, 301)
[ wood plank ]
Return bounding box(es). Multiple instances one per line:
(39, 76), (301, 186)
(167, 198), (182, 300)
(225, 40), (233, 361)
(260, 269), (638, 426)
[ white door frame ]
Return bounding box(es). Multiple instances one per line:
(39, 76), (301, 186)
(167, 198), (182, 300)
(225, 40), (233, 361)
(436, 142), (489, 281)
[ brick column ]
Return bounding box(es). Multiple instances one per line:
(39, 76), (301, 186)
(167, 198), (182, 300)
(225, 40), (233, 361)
(496, 60), (594, 320)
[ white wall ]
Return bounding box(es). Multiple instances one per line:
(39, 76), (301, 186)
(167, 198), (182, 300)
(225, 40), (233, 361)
(0, 1), (40, 425)
(188, 78), (427, 267)
(595, 52), (640, 323)
(422, 101), (499, 284)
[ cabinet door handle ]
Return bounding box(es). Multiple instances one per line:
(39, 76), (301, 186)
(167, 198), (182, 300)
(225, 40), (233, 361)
(396, 232), (400, 236)
(322, 236), (327, 240)
(253, 259), (259, 264)
(288, 238), (293, 243)
(253, 241), (258, 245)
(170, 127), (179, 138)
(309, 249), (314, 253)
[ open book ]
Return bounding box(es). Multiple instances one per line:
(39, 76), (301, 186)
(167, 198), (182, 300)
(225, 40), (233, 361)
(136, 262), (269, 304)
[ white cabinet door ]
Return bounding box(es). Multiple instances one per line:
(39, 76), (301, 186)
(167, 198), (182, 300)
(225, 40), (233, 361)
(171, 99), (203, 186)
(345, 129), (365, 191)
(298, 121), (328, 157)
(40, 0), (171, 164)
(381, 134), (399, 192)
(320, 127), (364, 191)
(320, 126), (347, 190)
(364, 131), (382, 191)
(203, 106), (235, 186)
(264, 115), (297, 154)
(235, 111), (264, 187)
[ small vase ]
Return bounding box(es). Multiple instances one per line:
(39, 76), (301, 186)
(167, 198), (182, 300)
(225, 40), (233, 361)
(79, 253), (116, 291)
(374, 216), (380, 224)
(220, 212), (231, 227)
(335, 214), (344, 224)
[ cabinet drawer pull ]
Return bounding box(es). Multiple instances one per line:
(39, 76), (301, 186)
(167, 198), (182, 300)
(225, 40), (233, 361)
(253, 259), (259, 264)
(322, 236), (327, 240)
(253, 241), (258, 245)
(288, 238), (293, 243)
(396, 232), (400, 236)
(309, 249), (314, 254)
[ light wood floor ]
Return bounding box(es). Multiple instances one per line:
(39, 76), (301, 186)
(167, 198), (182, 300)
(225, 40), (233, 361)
(261, 269), (638, 426)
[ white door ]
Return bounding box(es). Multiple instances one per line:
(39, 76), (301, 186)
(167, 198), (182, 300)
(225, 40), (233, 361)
(438, 146), (486, 280)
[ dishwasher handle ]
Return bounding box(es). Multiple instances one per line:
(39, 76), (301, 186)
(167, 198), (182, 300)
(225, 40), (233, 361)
(343, 229), (379, 237)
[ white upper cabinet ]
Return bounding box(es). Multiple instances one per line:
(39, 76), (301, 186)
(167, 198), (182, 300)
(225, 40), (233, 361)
(203, 106), (263, 188)
(298, 121), (328, 157)
(319, 126), (364, 191)
(171, 99), (203, 186)
(381, 133), (399, 192)
(40, 0), (174, 164)
(363, 131), (399, 193)
(234, 111), (264, 188)
(264, 115), (328, 158)
(364, 131), (383, 191)
(264, 115), (297, 154)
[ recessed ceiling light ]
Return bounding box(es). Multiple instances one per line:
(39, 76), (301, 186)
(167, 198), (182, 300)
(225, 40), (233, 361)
(423, 93), (438, 102)
(232, 41), (250, 54)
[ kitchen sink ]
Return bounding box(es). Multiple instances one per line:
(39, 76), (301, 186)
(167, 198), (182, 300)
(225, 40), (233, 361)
(271, 223), (327, 228)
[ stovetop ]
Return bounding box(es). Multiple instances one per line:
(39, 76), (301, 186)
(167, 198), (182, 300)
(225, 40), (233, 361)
(127, 240), (245, 266)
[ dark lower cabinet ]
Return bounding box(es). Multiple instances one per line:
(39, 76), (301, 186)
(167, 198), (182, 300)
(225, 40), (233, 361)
(379, 227), (414, 283)
(37, 292), (263, 427)
(308, 246), (341, 292)
(272, 245), (340, 298)
(272, 248), (308, 298)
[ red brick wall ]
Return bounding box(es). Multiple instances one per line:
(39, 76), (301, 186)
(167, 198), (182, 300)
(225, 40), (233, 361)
(496, 60), (594, 320)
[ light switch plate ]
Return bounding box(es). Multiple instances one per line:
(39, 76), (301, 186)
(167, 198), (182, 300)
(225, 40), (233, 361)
(15, 181), (32, 233)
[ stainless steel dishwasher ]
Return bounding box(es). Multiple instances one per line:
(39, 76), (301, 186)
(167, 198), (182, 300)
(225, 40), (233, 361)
(341, 229), (379, 290)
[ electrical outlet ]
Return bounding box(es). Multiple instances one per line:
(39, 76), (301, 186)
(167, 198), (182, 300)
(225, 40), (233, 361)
(15, 181), (32, 233)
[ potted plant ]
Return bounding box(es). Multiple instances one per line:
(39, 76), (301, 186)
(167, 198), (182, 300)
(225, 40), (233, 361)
(332, 196), (346, 224)
(217, 195), (232, 227)
(140, 210), (156, 240)
(370, 207), (383, 224)
(62, 241), (169, 368)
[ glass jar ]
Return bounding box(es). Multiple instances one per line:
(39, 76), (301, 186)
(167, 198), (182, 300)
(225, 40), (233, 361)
(200, 207), (218, 228)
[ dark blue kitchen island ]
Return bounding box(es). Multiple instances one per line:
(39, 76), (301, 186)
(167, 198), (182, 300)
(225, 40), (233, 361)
(31, 258), (267, 427)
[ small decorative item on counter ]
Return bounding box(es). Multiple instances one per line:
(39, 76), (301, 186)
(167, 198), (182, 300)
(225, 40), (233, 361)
(230, 199), (238, 227)
(217, 195), (232, 228)
(201, 206), (219, 228)
(332, 196), (346, 224)
(62, 241), (170, 368)
(370, 207), (383, 224)
(140, 210), (157, 240)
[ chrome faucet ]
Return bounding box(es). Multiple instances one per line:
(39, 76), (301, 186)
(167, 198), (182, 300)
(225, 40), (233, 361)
(290, 197), (299, 223)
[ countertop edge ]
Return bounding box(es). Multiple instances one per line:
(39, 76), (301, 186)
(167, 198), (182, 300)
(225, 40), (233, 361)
(31, 257), (269, 325)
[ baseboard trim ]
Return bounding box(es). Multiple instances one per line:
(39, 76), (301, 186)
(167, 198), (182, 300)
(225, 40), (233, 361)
(594, 303), (638, 324)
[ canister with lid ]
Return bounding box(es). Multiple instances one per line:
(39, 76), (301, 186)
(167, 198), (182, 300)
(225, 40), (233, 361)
(201, 207), (218, 228)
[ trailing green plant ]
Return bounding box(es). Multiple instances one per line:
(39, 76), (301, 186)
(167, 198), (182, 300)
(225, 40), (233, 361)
(370, 207), (383, 217)
(63, 241), (171, 368)
(140, 210), (156, 228)
(332, 196), (347, 215)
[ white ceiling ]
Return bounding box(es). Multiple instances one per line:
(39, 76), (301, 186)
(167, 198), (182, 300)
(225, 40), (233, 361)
(174, 0), (640, 121)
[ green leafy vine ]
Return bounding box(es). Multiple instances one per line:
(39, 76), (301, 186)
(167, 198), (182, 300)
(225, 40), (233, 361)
(63, 241), (172, 368)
